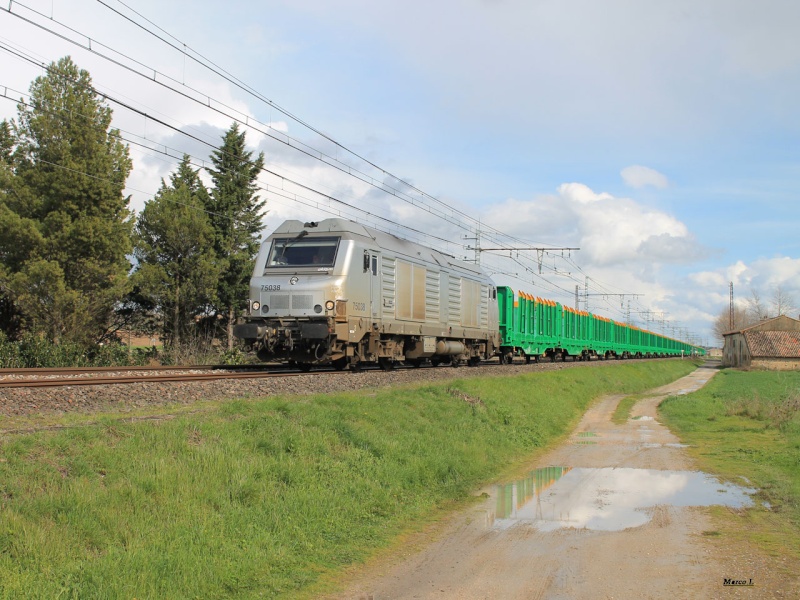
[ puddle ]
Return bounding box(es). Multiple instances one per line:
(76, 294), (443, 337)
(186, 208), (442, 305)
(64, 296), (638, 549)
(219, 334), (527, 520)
(641, 443), (689, 449)
(492, 466), (755, 532)
(631, 416), (655, 421)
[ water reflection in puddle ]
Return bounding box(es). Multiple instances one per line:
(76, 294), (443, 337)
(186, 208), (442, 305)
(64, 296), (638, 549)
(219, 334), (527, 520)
(641, 442), (689, 449)
(492, 467), (755, 532)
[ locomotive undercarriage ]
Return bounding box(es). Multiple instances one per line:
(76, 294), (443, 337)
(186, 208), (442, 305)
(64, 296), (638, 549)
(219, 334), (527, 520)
(236, 318), (494, 371)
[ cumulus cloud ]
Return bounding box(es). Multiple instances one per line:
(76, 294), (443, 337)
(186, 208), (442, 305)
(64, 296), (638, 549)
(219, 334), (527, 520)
(621, 165), (669, 189)
(483, 182), (704, 269)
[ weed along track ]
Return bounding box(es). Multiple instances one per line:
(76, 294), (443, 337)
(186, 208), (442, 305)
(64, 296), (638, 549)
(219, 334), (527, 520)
(334, 363), (798, 599)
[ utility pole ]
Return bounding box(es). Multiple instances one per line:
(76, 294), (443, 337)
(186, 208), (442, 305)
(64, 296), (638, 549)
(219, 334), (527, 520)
(584, 276), (589, 312)
(575, 285), (579, 310)
(463, 223), (482, 265)
(729, 282), (734, 329)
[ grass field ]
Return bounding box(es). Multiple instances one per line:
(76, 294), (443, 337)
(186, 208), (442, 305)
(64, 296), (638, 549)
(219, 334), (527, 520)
(0, 360), (697, 599)
(659, 367), (800, 560)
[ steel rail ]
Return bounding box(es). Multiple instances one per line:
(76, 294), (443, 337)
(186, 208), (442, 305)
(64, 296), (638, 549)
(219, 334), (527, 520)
(0, 364), (273, 377)
(0, 369), (328, 388)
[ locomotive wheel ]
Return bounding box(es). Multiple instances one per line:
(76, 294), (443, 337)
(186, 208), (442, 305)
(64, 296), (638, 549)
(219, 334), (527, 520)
(332, 357), (348, 371)
(524, 354), (531, 364)
(468, 356), (481, 367)
(298, 362), (312, 372)
(405, 358), (423, 368)
(378, 357), (395, 371)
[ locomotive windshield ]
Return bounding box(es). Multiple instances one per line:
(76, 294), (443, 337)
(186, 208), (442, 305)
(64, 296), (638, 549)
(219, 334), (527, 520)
(265, 235), (340, 270)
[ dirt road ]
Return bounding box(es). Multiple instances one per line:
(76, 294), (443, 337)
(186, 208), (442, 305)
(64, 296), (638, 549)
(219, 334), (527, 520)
(335, 363), (798, 599)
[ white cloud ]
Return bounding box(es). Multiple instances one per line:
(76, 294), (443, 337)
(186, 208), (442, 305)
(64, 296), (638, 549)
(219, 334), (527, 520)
(484, 183), (702, 268)
(621, 165), (670, 189)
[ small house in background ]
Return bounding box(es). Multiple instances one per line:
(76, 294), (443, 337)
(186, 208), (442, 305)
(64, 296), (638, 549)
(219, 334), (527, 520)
(723, 315), (800, 370)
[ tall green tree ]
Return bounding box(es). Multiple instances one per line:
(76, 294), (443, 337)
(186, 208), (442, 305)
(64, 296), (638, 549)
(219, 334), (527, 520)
(0, 120), (23, 337)
(205, 123), (266, 350)
(0, 120), (13, 163)
(0, 57), (133, 344)
(133, 156), (220, 348)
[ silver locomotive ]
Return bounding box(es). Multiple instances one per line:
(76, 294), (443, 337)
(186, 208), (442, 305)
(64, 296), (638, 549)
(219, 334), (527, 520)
(233, 218), (500, 370)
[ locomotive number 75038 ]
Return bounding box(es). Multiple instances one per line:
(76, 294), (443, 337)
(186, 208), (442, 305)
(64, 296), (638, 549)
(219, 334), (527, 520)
(260, 284), (281, 291)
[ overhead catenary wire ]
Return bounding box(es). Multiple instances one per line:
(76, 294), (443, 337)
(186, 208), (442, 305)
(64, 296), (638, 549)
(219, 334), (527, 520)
(0, 79), (471, 256)
(0, 2), (476, 234)
(0, 3), (691, 338)
(0, 63), (669, 333)
(1, 36), (573, 274)
(1, 0), (574, 258)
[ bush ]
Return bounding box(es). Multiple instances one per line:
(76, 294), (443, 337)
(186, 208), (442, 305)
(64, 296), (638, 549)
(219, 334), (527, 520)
(0, 333), (154, 368)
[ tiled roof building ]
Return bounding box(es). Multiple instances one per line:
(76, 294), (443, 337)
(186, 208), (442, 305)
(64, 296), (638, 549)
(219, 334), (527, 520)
(723, 315), (800, 370)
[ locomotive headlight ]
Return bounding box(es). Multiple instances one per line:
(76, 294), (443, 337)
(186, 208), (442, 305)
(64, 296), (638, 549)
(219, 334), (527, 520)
(251, 301), (261, 311)
(325, 300), (335, 311)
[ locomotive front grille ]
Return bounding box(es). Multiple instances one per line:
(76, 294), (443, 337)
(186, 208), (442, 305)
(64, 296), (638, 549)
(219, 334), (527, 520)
(291, 294), (313, 310)
(266, 293), (314, 312)
(270, 294), (289, 309)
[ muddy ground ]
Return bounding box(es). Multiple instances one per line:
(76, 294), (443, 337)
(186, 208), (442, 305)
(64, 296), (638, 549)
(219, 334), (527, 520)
(332, 363), (800, 599)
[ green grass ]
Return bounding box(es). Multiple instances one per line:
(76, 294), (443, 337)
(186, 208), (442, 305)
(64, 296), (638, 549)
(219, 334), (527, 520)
(659, 368), (800, 559)
(0, 360), (696, 599)
(611, 393), (647, 424)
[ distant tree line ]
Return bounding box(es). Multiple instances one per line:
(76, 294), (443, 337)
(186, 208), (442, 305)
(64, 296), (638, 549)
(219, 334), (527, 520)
(0, 57), (265, 365)
(713, 284), (798, 343)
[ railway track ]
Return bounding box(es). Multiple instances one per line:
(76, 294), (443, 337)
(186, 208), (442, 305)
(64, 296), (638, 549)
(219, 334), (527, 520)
(0, 355), (665, 389)
(0, 364), (336, 388)
(0, 357), (688, 422)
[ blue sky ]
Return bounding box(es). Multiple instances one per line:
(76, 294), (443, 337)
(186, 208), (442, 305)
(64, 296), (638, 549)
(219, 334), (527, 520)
(2, 0), (799, 345)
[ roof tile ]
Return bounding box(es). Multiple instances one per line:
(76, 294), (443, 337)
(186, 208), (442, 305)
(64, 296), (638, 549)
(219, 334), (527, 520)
(744, 331), (800, 358)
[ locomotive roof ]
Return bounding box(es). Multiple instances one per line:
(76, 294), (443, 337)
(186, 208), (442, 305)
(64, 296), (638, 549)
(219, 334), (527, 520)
(269, 218), (489, 279)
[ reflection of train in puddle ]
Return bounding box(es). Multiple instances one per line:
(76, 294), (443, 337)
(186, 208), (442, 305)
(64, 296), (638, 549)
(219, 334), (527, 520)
(493, 466), (573, 523)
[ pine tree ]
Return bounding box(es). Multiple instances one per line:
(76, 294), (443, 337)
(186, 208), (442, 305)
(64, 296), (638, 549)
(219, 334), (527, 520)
(205, 123), (266, 350)
(0, 121), (13, 163)
(133, 156), (220, 348)
(0, 120), (24, 337)
(0, 57), (133, 344)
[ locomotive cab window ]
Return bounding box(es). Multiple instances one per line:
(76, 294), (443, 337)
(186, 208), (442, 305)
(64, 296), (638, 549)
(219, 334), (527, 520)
(264, 236), (340, 270)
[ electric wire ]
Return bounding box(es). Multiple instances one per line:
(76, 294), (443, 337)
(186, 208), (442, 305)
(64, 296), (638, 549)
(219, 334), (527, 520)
(0, 4), (694, 340)
(0, 78), (470, 256)
(2, 0), (577, 258)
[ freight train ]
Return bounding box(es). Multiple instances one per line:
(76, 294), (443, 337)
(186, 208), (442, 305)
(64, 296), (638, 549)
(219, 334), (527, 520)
(233, 218), (704, 370)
